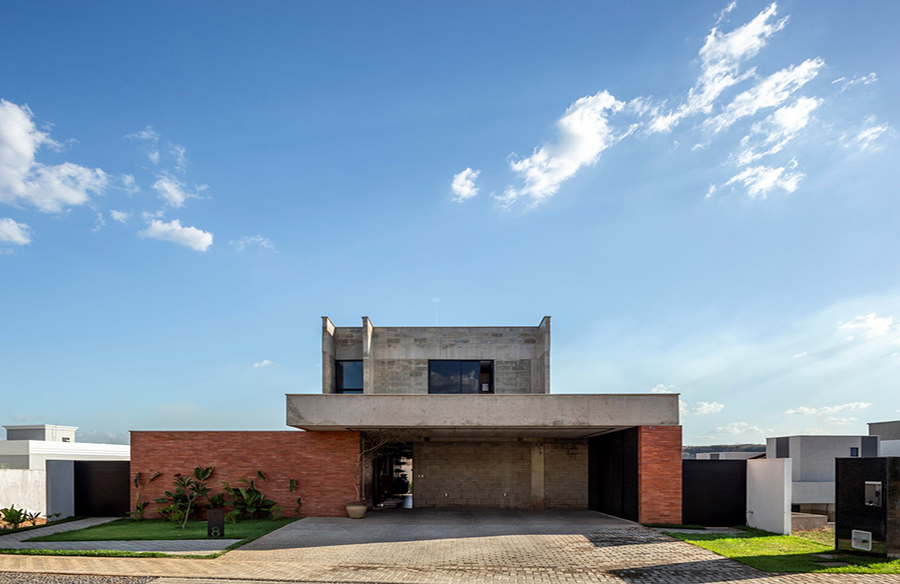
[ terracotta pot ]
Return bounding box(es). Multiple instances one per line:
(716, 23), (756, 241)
(346, 502), (368, 519)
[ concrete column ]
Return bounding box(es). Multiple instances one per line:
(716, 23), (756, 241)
(322, 317), (336, 394)
(530, 442), (545, 509)
(362, 316), (374, 394)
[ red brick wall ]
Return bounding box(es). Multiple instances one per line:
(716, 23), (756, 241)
(637, 425), (682, 524)
(130, 431), (359, 518)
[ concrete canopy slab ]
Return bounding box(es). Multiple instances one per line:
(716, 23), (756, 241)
(286, 393), (679, 438)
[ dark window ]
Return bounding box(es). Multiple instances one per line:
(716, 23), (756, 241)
(850, 447), (859, 457)
(336, 360), (363, 393)
(428, 360), (493, 394)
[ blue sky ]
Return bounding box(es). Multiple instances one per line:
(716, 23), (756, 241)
(1, 1), (897, 445)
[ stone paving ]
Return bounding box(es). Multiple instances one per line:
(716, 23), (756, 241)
(1, 510), (900, 583)
(0, 517), (239, 556)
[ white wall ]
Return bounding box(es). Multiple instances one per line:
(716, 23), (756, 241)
(881, 440), (900, 456)
(0, 469), (46, 515)
(46, 460), (75, 519)
(747, 458), (791, 535)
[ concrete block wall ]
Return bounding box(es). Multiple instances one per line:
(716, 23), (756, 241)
(322, 317), (551, 394)
(544, 441), (588, 508)
(130, 431), (359, 517)
(413, 439), (587, 509)
(414, 441), (532, 508)
(637, 425), (683, 524)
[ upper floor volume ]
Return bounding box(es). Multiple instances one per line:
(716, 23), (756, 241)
(321, 316), (551, 395)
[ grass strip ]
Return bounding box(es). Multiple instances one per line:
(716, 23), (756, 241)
(26, 517), (295, 542)
(666, 528), (900, 573)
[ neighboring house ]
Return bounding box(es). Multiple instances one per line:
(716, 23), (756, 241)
(696, 452), (763, 460)
(133, 316), (684, 523)
(868, 420), (900, 456)
(766, 434), (879, 519)
(0, 425), (129, 470)
(0, 425), (130, 518)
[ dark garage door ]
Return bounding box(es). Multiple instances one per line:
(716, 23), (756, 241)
(74, 461), (130, 517)
(682, 460), (746, 526)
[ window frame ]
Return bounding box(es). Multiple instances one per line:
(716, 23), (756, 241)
(427, 359), (494, 394)
(335, 360), (364, 394)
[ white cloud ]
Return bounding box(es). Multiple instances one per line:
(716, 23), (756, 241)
(682, 401), (725, 415)
(91, 212), (106, 233)
(824, 416), (857, 426)
(842, 116), (891, 152)
(793, 352), (808, 358)
(171, 145), (187, 172)
(451, 168), (480, 202)
(713, 421), (771, 435)
(651, 384), (722, 415)
(649, 3), (789, 133)
(253, 360), (274, 368)
(498, 91), (623, 208)
(786, 402), (871, 415)
(125, 126), (159, 142)
(230, 235), (275, 252)
(0, 100), (109, 213)
(835, 72), (877, 93)
(152, 173), (206, 208)
(724, 161), (803, 197)
(735, 97), (821, 164)
(138, 219), (213, 251)
(121, 174), (140, 194)
(109, 210), (131, 224)
(839, 313), (894, 339)
(0, 217), (32, 245)
(703, 58), (824, 135)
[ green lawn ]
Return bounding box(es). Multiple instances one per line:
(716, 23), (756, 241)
(26, 518), (296, 544)
(666, 528), (900, 573)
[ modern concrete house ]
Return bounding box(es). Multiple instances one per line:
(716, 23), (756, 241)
(286, 316), (683, 522)
(766, 434), (879, 519)
(695, 451), (764, 460)
(132, 316), (684, 523)
(0, 425), (130, 470)
(869, 420), (900, 456)
(0, 425), (130, 517)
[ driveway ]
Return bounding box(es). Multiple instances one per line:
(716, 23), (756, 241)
(2, 509), (900, 583)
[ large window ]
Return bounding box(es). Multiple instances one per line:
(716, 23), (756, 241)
(336, 360), (363, 393)
(428, 360), (493, 394)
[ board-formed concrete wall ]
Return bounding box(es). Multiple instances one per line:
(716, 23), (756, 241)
(0, 469), (45, 515)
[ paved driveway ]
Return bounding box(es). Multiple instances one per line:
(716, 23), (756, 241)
(2, 509), (900, 583)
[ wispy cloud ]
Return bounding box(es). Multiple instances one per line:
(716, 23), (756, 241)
(499, 91), (623, 208)
(230, 235), (275, 252)
(841, 116), (891, 152)
(138, 219), (213, 251)
(785, 402), (871, 415)
(152, 173), (207, 208)
(0, 100), (109, 213)
(0, 217), (32, 245)
(713, 421), (771, 435)
(735, 97), (820, 164)
(450, 168), (480, 202)
(650, 384), (723, 415)
(253, 359), (274, 368)
(838, 313), (895, 340)
(724, 160), (803, 198)
(109, 210), (131, 224)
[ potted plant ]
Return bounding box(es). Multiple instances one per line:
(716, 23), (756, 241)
(347, 432), (402, 518)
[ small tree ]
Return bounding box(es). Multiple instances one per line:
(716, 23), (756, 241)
(352, 431), (410, 504)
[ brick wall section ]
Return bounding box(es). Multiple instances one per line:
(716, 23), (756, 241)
(130, 431), (359, 518)
(637, 425), (682, 524)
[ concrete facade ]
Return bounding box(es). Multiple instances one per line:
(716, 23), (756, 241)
(322, 316), (551, 395)
(767, 434), (879, 517)
(869, 420), (900, 456)
(0, 425), (129, 470)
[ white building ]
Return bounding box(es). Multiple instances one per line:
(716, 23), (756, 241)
(766, 434), (878, 519)
(0, 425), (129, 470)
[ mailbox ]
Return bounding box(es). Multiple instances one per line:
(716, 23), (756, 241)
(835, 457), (900, 557)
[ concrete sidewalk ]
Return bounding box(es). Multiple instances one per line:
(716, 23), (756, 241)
(1, 510), (899, 584)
